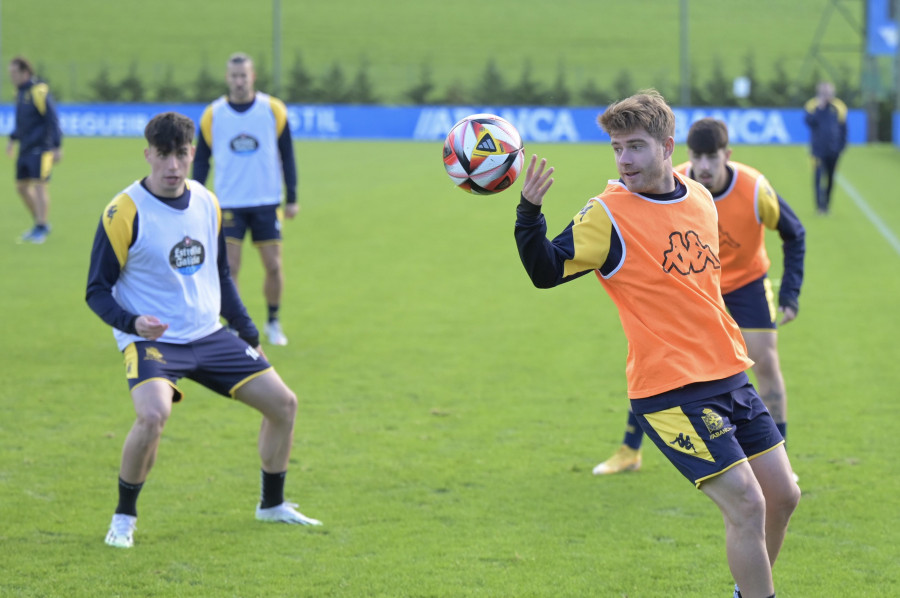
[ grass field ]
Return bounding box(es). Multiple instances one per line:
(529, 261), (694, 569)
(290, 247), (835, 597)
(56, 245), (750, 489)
(1, 137), (899, 597)
(1, 0), (866, 102)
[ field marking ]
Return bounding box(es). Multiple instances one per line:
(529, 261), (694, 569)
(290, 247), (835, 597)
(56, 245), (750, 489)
(837, 174), (900, 257)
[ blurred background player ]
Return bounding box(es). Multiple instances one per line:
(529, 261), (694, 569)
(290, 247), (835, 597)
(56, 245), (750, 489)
(193, 52), (298, 345)
(6, 56), (62, 244)
(86, 112), (320, 549)
(593, 118), (805, 482)
(803, 81), (846, 215)
(516, 91), (799, 598)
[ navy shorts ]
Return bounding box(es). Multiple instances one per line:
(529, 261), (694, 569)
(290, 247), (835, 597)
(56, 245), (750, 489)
(222, 205), (282, 244)
(122, 328), (273, 402)
(631, 383), (784, 487)
(16, 151), (54, 182)
(723, 275), (777, 330)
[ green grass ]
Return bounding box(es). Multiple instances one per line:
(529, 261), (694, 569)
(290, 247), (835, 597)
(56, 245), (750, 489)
(2, 0), (865, 102)
(1, 138), (899, 597)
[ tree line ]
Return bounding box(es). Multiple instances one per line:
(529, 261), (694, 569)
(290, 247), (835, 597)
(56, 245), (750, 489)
(40, 52), (861, 109)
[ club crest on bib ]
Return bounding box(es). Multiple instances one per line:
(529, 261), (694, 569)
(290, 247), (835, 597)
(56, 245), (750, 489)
(230, 133), (260, 154)
(170, 236), (205, 275)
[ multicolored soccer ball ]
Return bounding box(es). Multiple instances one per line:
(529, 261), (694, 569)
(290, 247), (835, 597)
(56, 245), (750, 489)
(442, 114), (525, 195)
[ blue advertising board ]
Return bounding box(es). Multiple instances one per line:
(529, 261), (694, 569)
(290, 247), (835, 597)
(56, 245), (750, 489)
(867, 0), (898, 56)
(0, 103), (868, 145)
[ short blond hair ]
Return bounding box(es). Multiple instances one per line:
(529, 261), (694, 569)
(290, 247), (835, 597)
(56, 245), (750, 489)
(597, 89), (675, 144)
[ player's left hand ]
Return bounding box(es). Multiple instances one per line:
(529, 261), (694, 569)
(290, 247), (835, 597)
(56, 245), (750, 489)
(522, 154), (554, 206)
(778, 306), (797, 326)
(52, 148), (62, 163)
(284, 203), (300, 219)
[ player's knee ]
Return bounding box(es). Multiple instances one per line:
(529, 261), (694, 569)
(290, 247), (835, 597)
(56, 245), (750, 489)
(136, 408), (169, 434)
(273, 387), (297, 423)
(774, 479), (801, 517)
(729, 484), (767, 528)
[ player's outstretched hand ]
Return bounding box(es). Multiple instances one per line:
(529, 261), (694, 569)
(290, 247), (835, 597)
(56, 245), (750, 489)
(778, 306), (797, 326)
(521, 154), (554, 206)
(135, 315), (169, 340)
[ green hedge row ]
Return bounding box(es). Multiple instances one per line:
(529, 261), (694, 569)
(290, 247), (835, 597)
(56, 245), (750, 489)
(44, 53), (870, 110)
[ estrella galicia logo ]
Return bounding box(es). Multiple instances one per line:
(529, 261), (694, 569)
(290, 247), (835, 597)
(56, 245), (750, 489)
(169, 236), (205, 275)
(661, 230), (721, 275)
(230, 134), (260, 154)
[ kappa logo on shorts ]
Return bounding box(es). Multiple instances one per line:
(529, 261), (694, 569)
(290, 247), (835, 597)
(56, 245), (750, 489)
(143, 347), (166, 363)
(669, 433), (697, 452)
(702, 408), (734, 440)
(661, 230), (721, 275)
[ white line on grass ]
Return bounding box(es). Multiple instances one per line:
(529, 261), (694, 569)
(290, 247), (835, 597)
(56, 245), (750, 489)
(837, 174), (900, 257)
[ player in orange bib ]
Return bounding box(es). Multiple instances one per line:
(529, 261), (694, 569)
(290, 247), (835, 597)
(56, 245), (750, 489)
(594, 118), (806, 490)
(515, 91), (799, 598)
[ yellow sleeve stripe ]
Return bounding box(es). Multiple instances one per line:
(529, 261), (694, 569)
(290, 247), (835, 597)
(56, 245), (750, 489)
(32, 83), (50, 115)
(210, 190), (223, 233)
(755, 177), (781, 229)
(102, 193), (137, 268)
(831, 98), (848, 123)
(269, 97), (288, 135)
(199, 104), (215, 145)
(564, 199), (613, 277)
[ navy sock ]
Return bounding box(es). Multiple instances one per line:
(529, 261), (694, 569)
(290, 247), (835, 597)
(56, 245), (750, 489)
(267, 305), (280, 323)
(623, 411), (644, 450)
(260, 469), (286, 509)
(115, 477), (144, 517)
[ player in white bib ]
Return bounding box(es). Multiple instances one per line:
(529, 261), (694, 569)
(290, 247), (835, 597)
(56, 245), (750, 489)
(193, 52), (299, 346)
(86, 112), (320, 549)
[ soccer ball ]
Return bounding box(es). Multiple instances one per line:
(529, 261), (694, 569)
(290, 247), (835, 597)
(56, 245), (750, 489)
(442, 114), (525, 195)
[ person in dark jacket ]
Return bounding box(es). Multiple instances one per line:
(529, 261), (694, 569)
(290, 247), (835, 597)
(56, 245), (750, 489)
(6, 56), (62, 244)
(804, 82), (846, 215)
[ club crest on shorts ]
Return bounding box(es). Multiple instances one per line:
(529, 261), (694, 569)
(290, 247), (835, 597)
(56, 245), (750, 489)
(702, 408), (733, 439)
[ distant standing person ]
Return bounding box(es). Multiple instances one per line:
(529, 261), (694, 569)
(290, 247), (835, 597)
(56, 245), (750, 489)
(6, 56), (62, 244)
(86, 112), (320, 549)
(193, 52), (298, 345)
(804, 81), (846, 215)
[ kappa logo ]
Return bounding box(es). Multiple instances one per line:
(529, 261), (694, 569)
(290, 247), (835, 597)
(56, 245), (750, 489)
(577, 201), (596, 222)
(662, 230), (721, 275)
(143, 347), (166, 363)
(106, 205), (118, 222)
(669, 433), (697, 452)
(719, 223), (740, 249)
